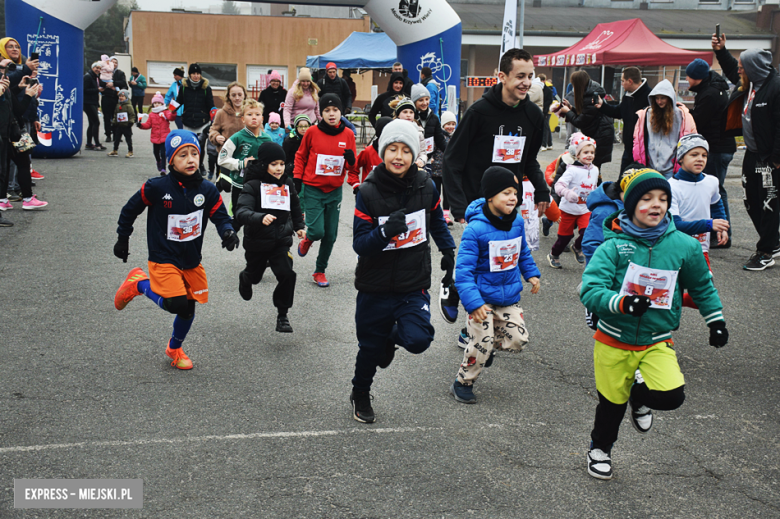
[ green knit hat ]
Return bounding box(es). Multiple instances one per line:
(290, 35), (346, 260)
(620, 168), (672, 217)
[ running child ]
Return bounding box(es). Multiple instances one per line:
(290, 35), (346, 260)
(137, 91), (176, 174)
(293, 93), (358, 287)
(348, 116), (391, 194)
(580, 167), (728, 480)
(264, 112), (286, 145)
(350, 119), (456, 423)
(234, 142), (305, 333)
(392, 97), (427, 169)
(108, 89), (136, 158)
(113, 130), (240, 370)
(283, 115), (311, 181)
(450, 166), (541, 404)
(430, 111), (456, 225)
(548, 133), (599, 267)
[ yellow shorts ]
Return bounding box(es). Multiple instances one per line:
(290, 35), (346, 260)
(594, 340), (685, 405)
(148, 262), (209, 304)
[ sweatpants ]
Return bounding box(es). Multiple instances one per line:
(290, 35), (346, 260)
(241, 248), (296, 312)
(113, 126), (133, 152)
(457, 302), (529, 385)
(742, 150), (780, 254)
(590, 340), (686, 451)
(83, 104), (101, 146)
(352, 290), (435, 392)
(301, 184), (342, 273)
(153, 143), (165, 172)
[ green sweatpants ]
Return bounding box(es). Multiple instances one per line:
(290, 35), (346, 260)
(302, 184), (342, 273)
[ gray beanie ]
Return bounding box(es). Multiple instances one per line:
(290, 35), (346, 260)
(410, 83), (430, 104)
(676, 133), (709, 162)
(379, 119), (421, 159)
(118, 89), (131, 99)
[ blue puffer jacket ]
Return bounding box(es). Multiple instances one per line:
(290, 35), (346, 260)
(582, 181), (623, 264)
(455, 199), (541, 313)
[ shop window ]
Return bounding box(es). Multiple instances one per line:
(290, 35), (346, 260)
(147, 61), (186, 87)
(199, 63), (237, 89)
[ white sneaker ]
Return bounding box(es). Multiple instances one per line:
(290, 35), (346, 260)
(587, 443), (613, 480)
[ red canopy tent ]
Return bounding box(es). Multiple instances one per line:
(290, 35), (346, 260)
(536, 18), (712, 68)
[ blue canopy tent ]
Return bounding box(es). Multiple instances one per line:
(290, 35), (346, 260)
(306, 32), (397, 70)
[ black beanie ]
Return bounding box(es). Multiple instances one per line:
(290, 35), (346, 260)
(188, 63), (201, 75)
(481, 166), (519, 200)
(173, 68), (184, 77)
(256, 142), (286, 171)
(319, 93), (343, 115)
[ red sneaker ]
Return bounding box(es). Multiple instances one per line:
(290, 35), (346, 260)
(114, 267), (148, 310)
(166, 340), (193, 370)
(30, 169), (44, 180)
(298, 237), (313, 257)
(312, 272), (329, 287)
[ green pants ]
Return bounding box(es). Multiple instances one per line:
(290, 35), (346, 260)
(302, 184), (342, 273)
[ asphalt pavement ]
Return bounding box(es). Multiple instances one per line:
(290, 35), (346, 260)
(0, 132), (778, 518)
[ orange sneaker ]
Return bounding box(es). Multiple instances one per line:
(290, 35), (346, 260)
(166, 341), (193, 370)
(114, 267), (148, 310)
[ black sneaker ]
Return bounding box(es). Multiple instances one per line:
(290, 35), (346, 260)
(238, 271), (252, 301)
(743, 252), (775, 271)
(350, 389), (375, 423)
(7, 191), (22, 202)
(571, 245), (585, 264)
(276, 315), (293, 333)
(378, 336), (397, 369)
(0, 215), (13, 227)
(542, 216), (553, 237)
(84, 144), (95, 150)
(547, 253), (562, 269)
(439, 280), (459, 324)
(450, 380), (477, 404)
(587, 442), (613, 480)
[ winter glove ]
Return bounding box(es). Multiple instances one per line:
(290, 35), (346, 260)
(561, 188), (579, 204)
(620, 295), (651, 317)
(221, 230), (240, 251)
(293, 177), (303, 195)
(381, 209), (408, 239)
(353, 184), (360, 196)
(113, 235), (129, 263)
(343, 149), (356, 166)
(584, 310), (599, 331)
(216, 176), (232, 193)
(708, 321), (729, 348)
(440, 248), (455, 286)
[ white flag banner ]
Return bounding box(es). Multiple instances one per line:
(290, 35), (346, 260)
(500, 0), (517, 60)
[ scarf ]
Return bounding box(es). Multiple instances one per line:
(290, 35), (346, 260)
(482, 201), (516, 232)
(617, 211), (670, 245)
(169, 167), (204, 190)
(188, 78), (203, 90)
(317, 119), (345, 136)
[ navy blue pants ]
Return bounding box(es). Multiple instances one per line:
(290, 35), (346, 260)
(352, 290), (435, 391)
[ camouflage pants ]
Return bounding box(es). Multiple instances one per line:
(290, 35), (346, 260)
(457, 303), (529, 385)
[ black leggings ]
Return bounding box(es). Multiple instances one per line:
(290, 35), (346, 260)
(1, 144), (33, 199)
(83, 104), (101, 146)
(113, 126), (133, 152)
(132, 96), (145, 118)
(153, 143), (165, 171)
(101, 96), (117, 139)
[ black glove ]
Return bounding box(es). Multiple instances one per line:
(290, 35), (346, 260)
(621, 295), (651, 317)
(708, 321), (728, 348)
(113, 235), (129, 263)
(136, 122), (142, 129)
(353, 184), (360, 196)
(585, 310), (599, 331)
(293, 177), (303, 195)
(381, 210), (408, 239)
(216, 177), (231, 193)
(221, 230), (240, 251)
(440, 248), (455, 286)
(343, 149), (356, 166)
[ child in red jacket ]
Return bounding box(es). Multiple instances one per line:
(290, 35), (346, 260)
(138, 91), (176, 175)
(348, 117), (391, 194)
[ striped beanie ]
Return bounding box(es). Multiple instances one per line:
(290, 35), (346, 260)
(620, 168), (672, 217)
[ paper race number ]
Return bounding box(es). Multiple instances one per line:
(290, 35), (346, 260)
(116, 112), (129, 123)
(489, 237), (522, 272)
(492, 135), (526, 164)
(167, 210), (204, 242)
(315, 154), (345, 176)
(619, 262), (679, 310)
(260, 183), (291, 211)
(423, 137), (434, 154)
(378, 209), (427, 251)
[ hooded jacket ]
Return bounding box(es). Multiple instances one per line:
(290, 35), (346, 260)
(598, 79), (651, 150)
(139, 108), (176, 144)
(317, 74), (352, 114)
(259, 85), (288, 125)
(112, 99), (136, 127)
(716, 47), (780, 164)
(455, 198), (540, 313)
(208, 103), (244, 153)
(368, 72), (407, 127)
(562, 79), (614, 166)
(175, 77), (215, 128)
(688, 71), (736, 154)
(442, 83), (550, 220)
(581, 181), (624, 262)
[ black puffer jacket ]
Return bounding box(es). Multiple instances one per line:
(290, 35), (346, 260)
(259, 86), (288, 126)
(689, 71), (736, 154)
(317, 75), (352, 114)
(235, 167), (304, 253)
(598, 79), (651, 151)
(176, 78), (215, 128)
(84, 69), (101, 106)
(282, 130), (304, 179)
(563, 80), (614, 167)
(368, 72), (407, 127)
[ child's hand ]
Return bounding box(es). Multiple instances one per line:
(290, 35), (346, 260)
(416, 159), (425, 168)
(296, 229), (306, 240)
(717, 230), (728, 246)
(711, 219), (729, 232)
(469, 305), (491, 324)
(262, 214), (276, 226)
(529, 277), (540, 294)
(562, 189), (579, 204)
(216, 135), (226, 145)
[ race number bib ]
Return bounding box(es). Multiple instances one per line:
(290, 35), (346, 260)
(492, 135), (526, 164)
(167, 210), (203, 242)
(757, 163), (774, 188)
(619, 262), (679, 310)
(260, 183), (291, 211)
(520, 180), (539, 251)
(488, 237), (522, 272)
(315, 154), (345, 176)
(422, 137), (434, 154)
(378, 209), (427, 251)
(692, 232), (710, 251)
(116, 112), (129, 123)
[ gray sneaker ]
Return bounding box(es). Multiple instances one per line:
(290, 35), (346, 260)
(547, 253), (562, 269)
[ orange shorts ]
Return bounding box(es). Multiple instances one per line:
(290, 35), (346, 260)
(558, 211), (590, 236)
(148, 262), (209, 303)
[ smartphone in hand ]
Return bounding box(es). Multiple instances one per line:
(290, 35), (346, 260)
(30, 52), (39, 61)
(715, 24), (721, 41)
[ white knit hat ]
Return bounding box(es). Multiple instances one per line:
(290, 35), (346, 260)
(379, 119), (421, 159)
(411, 83), (430, 104)
(568, 132), (596, 159)
(440, 111), (457, 127)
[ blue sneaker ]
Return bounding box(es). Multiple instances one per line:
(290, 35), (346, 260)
(450, 381), (477, 404)
(458, 328), (469, 349)
(439, 281), (459, 324)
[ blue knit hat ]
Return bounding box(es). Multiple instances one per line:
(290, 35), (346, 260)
(685, 59), (709, 81)
(165, 130), (200, 164)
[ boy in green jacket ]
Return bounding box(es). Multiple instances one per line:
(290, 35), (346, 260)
(580, 168), (728, 480)
(108, 89), (136, 158)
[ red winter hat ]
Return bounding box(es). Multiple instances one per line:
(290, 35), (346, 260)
(326, 62), (337, 71)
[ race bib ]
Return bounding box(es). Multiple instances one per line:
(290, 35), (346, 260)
(378, 209), (427, 251)
(757, 163), (774, 188)
(489, 237), (522, 272)
(315, 154), (345, 176)
(423, 137), (434, 154)
(619, 262), (679, 310)
(167, 210), (203, 242)
(693, 232), (710, 251)
(116, 112), (129, 123)
(492, 135), (526, 164)
(260, 183), (291, 211)
(520, 180), (539, 251)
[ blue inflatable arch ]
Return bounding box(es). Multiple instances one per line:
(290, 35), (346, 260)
(5, 0), (461, 157)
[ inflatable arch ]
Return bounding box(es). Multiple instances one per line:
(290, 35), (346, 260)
(5, 0), (461, 158)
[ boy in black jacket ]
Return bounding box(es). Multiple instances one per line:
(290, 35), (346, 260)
(235, 142), (305, 333)
(350, 119), (456, 423)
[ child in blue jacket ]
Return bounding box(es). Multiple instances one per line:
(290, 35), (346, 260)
(450, 166), (541, 404)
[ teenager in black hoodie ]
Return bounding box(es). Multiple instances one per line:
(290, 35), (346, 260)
(442, 48), (550, 223)
(368, 72), (406, 127)
(235, 142), (305, 333)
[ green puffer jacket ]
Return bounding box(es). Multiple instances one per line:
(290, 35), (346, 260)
(581, 211), (724, 346)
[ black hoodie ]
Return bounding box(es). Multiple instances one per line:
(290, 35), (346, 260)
(442, 83), (550, 220)
(688, 71), (736, 154)
(368, 72), (407, 127)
